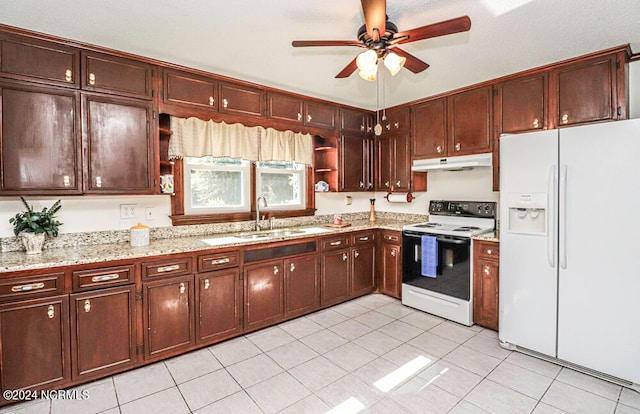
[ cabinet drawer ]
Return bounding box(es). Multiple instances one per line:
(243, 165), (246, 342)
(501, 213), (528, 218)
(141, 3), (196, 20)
(475, 240), (499, 261)
(381, 231), (401, 243)
(198, 251), (240, 272)
(352, 231), (375, 245)
(0, 272), (65, 302)
(322, 236), (350, 251)
(142, 257), (192, 280)
(72, 265), (135, 292)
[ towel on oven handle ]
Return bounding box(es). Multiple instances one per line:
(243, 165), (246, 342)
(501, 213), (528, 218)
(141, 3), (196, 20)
(421, 235), (438, 278)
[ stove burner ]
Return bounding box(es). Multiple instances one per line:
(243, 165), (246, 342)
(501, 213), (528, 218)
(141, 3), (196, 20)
(453, 226), (481, 232)
(415, 223), (441, 228)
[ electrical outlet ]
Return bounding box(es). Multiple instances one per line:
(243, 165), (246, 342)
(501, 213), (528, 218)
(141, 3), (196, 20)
(120, 204), (137, 219)
(145, 207), (155, 221)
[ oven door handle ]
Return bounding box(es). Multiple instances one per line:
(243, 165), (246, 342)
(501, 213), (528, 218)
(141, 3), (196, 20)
(403, 233), (468, 245)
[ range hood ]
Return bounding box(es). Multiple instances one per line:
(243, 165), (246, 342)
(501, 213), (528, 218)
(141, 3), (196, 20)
(411, 153), (492, 172)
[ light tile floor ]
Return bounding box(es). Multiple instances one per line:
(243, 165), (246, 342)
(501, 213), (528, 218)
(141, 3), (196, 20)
(3, 294), (639, 414)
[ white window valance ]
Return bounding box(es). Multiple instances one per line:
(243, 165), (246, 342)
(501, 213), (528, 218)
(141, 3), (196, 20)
(169, 116), (313, 165)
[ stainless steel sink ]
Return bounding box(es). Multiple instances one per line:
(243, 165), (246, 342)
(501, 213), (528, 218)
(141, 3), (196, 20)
(234, 233), (271, 240)
(266, 229), (306, 237)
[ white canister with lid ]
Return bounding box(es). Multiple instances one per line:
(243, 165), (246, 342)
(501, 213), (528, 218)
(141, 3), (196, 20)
(130, 223), (150, 247)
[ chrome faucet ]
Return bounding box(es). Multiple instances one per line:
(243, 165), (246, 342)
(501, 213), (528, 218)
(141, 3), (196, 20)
(256, 195), (268, 231)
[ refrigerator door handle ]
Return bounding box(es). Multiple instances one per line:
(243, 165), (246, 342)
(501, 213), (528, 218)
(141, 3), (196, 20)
(548, 165), (557, 268)
(559, 165), (568, 269)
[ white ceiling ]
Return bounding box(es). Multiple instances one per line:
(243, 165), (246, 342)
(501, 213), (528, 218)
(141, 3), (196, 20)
(1, 0), (639, 110)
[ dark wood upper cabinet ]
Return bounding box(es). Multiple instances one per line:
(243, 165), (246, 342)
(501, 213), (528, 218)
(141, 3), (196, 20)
(81, 51), (154, 100)
(551, 55), (619, 128)
(341, 108), (372, 134)
(163, 69), (217, 111)
(0, 33), (80, 88)
(196, 270), (243, 343)
(377, 132), (412, 192)
(219, 82), (265, 118)
(0, 82), (82, 194)
(70, 285), (137, 381)
(381, 107), (411, 134)
(84, 94), (154, 194)
(495, 73), (548, 134)
(305, 101), (335, 129)
(448, 85), (493, 156)
(376, 135), (392, 191)
(412, 98), (447, 159)
(268, 93), (304, 124)
(340, 133), (373, 191)
(284, 255), (320, 318)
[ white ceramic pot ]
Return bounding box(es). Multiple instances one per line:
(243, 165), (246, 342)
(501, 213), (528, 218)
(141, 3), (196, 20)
(21, 232), (46, 254)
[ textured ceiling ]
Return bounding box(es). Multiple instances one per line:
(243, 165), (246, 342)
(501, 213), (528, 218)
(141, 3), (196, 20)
(1, 0), (638, 110)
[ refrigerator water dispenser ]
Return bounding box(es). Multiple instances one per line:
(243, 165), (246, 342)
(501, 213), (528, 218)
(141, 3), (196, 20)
(506, 193), (547, 235)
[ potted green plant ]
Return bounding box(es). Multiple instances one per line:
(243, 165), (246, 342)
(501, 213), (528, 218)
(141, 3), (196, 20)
(9, 197), (62, 254)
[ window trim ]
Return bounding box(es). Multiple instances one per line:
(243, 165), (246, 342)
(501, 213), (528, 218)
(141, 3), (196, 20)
(255, 162), (306, 211)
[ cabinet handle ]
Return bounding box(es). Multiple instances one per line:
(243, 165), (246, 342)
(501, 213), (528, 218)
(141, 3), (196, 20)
(486, 249), (492, 255)
(385, 235), (399, 241)
(391, 250), (397, 257)
(63, 175), (71, 187)
(95, 176), (102, 188)
(297, 113), (302, 121)
(385, 181), (390, 188)
(360, 124), (365, 132)
(307, 114), (312, 122)
(209, 96), (214, 106)
(436, 145), (442, 154)
(359, 181), (365, 188)
(342, 253), (348, 261)
(368, 182), (374, 189)
(84, 300), (91, 313)
(455, 143), (461, 151)
(359, 236), (369, 241)
(533, 119), (540, 128)
(209, 257), (230, 265)
(223, 98), (229, 108)
(11, 282), (45, 292)
(273, 266), (279, 274)
(89, 73), (96, 85)
(330, 241), (342, 246)
(65, 69), (72, 82)
(561, 113), (569, 124)
(91, 273), (120, 282)
(157, 264), (180, 273)
(354, 250), (360, 258)
(204, 279), (210, 289)
(484, 266), (490, 275)
(47, 305), (55, 319)
(396, 180), (401, 187)
(179, 283), (186, 294)
(367, 126), (372, 133)
(290, 263), (295, 272)
(394, 122), (399, 129)
(385, 124), (391, 130)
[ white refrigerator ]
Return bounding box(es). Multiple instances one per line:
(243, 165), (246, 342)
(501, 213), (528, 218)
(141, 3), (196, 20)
(499, 118), (640, 388)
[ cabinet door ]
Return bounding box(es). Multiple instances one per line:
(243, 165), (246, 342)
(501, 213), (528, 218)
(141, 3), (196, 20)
(268, 93), (303, 124)
(340, 133), (366, 191)
(0, 33), (80, 87)
(81, 51), (154, 99)
(340, 108), (367, 133)
(284, 255), (319, 318)
(144, 275), (194, 358)
(351, 244), (375, 297)
(392, 134), (411, 191)
(473, 259), (499, 331)
(448, 86), (492, 155)
(163, 69), (217, 110)
(219, 82), (265, 118)
(0, 83), (82, 194)
(71, 285), (136, 380)
(495, 73), (547, 134)
(380, 243), (401, 299)
(85, 95), (154, 194)
(382, 107), (411, 133)
(553, 55), (617, 127)
(0, 295), (70, 394)
(305, 101), (335, 129)
(244, 261), (283, 330)
(321, 249), (350, 306)
(376, 135), (392, 191)
(196, 270), (243, 343)
(412, 98), (447, 159)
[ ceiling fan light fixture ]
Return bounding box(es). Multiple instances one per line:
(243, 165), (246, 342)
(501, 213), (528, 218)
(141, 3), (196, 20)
(358, 68), (377, 81)
(356, 49), (378, 72)
(383, 51), (406, 76)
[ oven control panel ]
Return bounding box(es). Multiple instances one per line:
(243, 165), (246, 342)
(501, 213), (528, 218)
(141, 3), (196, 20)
(429, 200), (496, 218)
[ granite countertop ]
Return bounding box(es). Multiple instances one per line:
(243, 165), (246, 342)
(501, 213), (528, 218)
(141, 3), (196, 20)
(473, 231), (500, 242)
(0, 219), (408, 274)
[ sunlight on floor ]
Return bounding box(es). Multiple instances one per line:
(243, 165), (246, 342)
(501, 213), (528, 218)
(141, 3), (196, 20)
(324, 396), (365, 414)
(373, 355), (432, 393)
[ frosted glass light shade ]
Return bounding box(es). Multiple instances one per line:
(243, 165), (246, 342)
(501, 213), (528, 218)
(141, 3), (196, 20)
(383, 51), (406, 76)
(358, 69), (377, 81)
(356, 49), (378, 72)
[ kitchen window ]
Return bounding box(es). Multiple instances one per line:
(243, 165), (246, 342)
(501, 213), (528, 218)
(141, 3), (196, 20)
(256, 161), (306, 210)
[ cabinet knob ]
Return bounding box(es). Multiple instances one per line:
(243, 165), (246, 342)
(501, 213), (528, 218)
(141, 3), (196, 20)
(89, 73), (96, 85)
(368, 182), (374, 189)
(290, 263), (295, 272)
(297, 113), (302, 121)
(561, 113), (569, 124)
(179, 283), (186, 294)
(359, 181), (365, 188)
(209, 96), (214, 106)
(65, 69), (72, 82)
(391, 249), (397, 257)
(367, 126), (372, 133)
(307, 114), (312, 122)
(455, 143), (461, 151)
(486, 249), (492, 255)
(273, 266), (279, 274)
(63, 175), (71, 187)
(223, 98), (229, 108)
(436, 145), (442, 154)
(95, 176), (102, 188)
(342, 253), (348, 261)
(484, 266), (490, 275)
(385, 124), (391, 130)
(533, 119), (540, 128)
(47, 305), (55, 319)
(360, 124), (365, 132)
(385, 181), (390, 188)
(84, 299), (91, 313)
(354, 250), (360, 258)
(394, 122), (399, 129)
(204, 279), (210, 289)
(396, 181), (401, 187)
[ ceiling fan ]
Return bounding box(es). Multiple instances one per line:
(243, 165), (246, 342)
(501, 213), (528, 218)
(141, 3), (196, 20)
(291, 0), (471, 80)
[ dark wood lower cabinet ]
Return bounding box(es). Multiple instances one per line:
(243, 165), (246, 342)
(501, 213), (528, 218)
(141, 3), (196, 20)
(351, 244), (375, 297)
(196, 270), (243, 343)
(143, 275), (195, 358)
(70, 285), (137, 380)
(473, 240), (500, 331)
(284, 256), (320, 318)
(320, 249), (350, 306)
(0, 295), (70, 395)
(244, 261), (284, 330)
(380, 242), (401, 299)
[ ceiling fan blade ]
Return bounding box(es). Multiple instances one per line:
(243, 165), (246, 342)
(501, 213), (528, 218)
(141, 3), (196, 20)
(292, 40), (362, 47)
(391, 48), (430, 74)
(361, 0), (386, 42)
(393, 16), (471, 44)
(335, 57), (358, 78)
